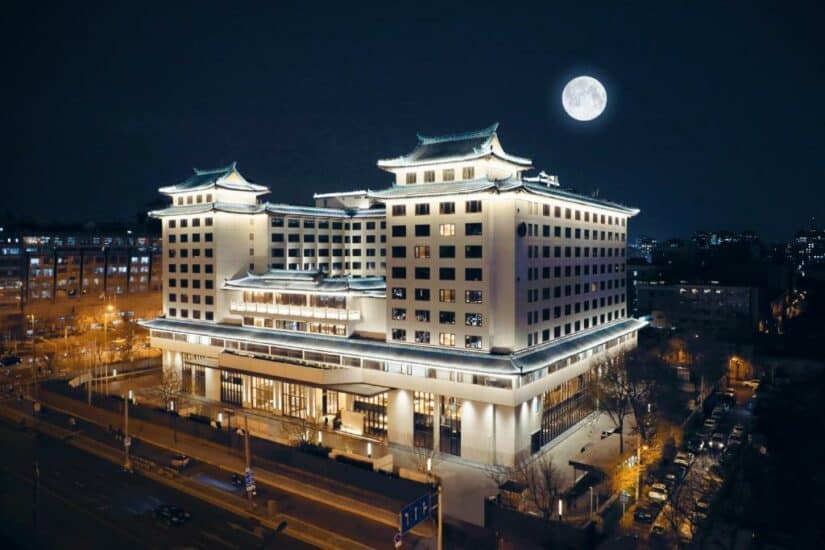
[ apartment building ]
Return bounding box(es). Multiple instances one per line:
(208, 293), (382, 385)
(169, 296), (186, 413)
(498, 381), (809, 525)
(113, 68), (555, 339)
(143, 124), (644, 466)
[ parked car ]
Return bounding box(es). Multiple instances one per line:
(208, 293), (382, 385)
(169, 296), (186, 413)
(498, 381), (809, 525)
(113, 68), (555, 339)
(711, 407), (726, 421)
(731, 423), (746, 437)
(230, 473), (244, 487)
(600, 427), (618, 439)
(703, 465), (725, 485)
(686, 437), (706, 453)
(154, 504), (190, 525)
(674, 452), (695, 468)
(634, 506), (657, 523)
(665, 465), (687, 483)
(648, 483), (669, 502)
(171, 454), (190, 469)
(741, 379), (760, 389)
(709, 432), (727, 451)
(703, 418), (719, 432)
(728, 432), (744, 446)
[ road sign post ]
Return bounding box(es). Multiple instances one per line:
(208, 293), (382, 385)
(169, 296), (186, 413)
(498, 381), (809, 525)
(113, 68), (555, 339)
(394, 532), (402, 548)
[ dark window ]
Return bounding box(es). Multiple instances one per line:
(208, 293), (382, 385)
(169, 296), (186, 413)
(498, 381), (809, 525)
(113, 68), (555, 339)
(465, 268), (483, 281)
(415, 203), (430, 215)
(415, 267), (430, 280)
(464, 245), (483, 258)
(392, 225), (406, 237)
(439, 245), (455, 258)
(465, 223), (483, 236)
(415, 224), (430, 237)
(392, 267), (407, 279)
(439, 267), (455, 280)
(439, 202), (455, 214)
(391, 246), (406, 258)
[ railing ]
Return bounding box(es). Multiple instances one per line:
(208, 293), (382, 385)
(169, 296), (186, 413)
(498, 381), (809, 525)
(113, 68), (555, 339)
(230, 302), (360, 321)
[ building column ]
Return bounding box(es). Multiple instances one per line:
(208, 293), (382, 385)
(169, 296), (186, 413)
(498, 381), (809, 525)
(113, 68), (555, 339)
(204, 367), (220, 401)
(386, 389), (413, 446)
(432, 395), (441, 453)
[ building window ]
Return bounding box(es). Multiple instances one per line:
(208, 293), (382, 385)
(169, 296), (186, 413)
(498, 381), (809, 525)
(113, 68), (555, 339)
(439, 245), (455, 258)
(424, 170), (435, 183)
(439, 311), (455, 325)
(391, 246), (406, 258)
(392, 205), (406, 216)
(391, 225), (406, 237)
(415, 203), (430, 216)
(439, 333), (455, 347)
(465, 313), (483, 327)
(392, 308), (407, 321)
(439, 202), (455, 214)
(415, 288), (431, 301)
(465, 335), (483, 349)
(465, 223), (483, 236)
(406, 173), (417, 184)
(415, 331), (430, 344)
(465, 268), (483, 281)
(392, 287), (407, 299)
(392, 328), (406, 341)
(439, 267), (455, 280)
(465, 290), (483, 304)
(415, 309), (430, 322)
(439, 289), (455, 303)
(462, 167), (474, 179)
(439, 224), (455, 237)
(464, 245), (483, 258)
(415, 267), (430, 280)
(391, 266), (407, 279)
(414, 224), (430, 237)
(465, 200), (482, 213)
(414, 245), (430, 259)
(442, 168), (455, 181)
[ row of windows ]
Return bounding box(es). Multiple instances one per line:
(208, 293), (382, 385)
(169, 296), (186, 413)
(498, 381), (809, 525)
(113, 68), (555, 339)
(522, 202), (627, 227)
(169, 248), (214, 258)
(271, 218), (386, 230)
(391, 288), (483, 303)
(167, 307), (214, 321)
(272, 233), (386, 243)
(391, 222), (482, 238)
(525, 309), (626, 346)
(167, 263), (213, 274)
(168, 217), (213, 229)
(391, 328), (482, 349)
(524, 223), (625, 242)
(168, 293), (214, 305)
(525, 283), (626, 303)
(391, 308), (483, 326)
(168, 233), (213, 243)
(526, 264), (625, 281)
(168, 278), (214, 289)
(405, 167), (475, 185)
(272, 248), (385, 258)
(391, 266), (483, 281)
(525, 294), (626, 321)
(391, 200), (482, 217)
(174, 194), (213, 206)
(391, 245), (484, 260)
(271, 261), (383, 271)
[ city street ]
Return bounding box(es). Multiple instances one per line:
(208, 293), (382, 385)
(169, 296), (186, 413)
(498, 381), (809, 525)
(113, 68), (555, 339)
(0, 418), (311, 549)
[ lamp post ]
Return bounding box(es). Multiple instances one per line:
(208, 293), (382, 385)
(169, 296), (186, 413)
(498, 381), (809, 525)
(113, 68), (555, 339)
(224, 409), (235, 453)
(124, 388), (133, 472)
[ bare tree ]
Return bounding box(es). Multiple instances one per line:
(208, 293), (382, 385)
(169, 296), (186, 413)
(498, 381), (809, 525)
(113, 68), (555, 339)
(591, 352), (635, 454)
(159, 367), (182, 407)
(411, 445), (439, 477)
(511, 452), (561, 521)
(284, 416), (316, 447)
(657, 467), (708, 544)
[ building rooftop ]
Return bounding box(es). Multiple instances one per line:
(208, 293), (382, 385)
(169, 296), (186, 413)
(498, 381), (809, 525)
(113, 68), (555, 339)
(141, 317), (646, 376)
(223, 269), (386, 295)
(158, 163), (270, 195)
(376, 123), (532, 169)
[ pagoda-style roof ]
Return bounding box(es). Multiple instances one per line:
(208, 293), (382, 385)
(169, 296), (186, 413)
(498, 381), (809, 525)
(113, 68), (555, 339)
(149, 202), (265, 218)
(223, 269), (386, 295)
(377, 123), (532, 170)
(159, 163), (270, 195)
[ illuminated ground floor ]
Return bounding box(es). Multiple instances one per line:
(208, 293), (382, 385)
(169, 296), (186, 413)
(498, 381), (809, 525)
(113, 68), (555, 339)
(145, 318), (643, 466)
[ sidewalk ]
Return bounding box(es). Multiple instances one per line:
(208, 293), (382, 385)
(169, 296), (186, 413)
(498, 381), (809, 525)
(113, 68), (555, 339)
(32, 389), (434, 539)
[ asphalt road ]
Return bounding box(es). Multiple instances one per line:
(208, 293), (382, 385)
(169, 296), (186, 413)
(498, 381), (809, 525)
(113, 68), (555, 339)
(0, 418), (313, 549)
(1, 396), (426, 549)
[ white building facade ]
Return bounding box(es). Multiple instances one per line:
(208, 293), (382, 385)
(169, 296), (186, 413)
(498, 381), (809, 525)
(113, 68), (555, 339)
(143, 124), (644, 466)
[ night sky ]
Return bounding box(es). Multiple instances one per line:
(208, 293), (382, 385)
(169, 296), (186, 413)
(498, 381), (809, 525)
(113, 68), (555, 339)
(1, 1), (823, 241)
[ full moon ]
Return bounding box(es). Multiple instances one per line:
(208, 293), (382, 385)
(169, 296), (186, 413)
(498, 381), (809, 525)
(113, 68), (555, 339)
(562, 76), (607, 121)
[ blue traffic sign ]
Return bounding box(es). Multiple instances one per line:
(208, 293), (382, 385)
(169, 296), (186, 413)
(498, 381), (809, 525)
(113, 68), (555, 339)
(400, 493), (434, 534)
(244, 470), (255, 487)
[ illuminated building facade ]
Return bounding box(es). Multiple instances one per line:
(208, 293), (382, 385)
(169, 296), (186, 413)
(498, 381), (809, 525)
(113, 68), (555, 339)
(143, 124), (644, 465)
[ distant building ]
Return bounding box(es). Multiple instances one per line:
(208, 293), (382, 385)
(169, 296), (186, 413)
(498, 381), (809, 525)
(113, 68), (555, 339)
(0, 226), (161, 340)
(788, 223), (825, 275)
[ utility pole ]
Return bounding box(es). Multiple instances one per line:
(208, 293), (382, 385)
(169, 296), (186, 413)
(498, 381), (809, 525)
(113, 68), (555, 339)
(635, 432), (641, 501)
(244, 415), (253, 510)
(437, 484), (443, 550)
(123, 389), (132, 472)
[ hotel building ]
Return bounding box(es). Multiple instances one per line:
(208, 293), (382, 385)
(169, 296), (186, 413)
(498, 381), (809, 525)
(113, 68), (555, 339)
(143, 124), (644, 466)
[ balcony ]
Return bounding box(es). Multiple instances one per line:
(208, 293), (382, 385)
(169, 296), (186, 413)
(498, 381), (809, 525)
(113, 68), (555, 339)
(230, 301), (361, 321)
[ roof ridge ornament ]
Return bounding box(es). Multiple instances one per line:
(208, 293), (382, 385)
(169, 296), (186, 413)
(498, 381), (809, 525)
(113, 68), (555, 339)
(415, 122), (499, 144)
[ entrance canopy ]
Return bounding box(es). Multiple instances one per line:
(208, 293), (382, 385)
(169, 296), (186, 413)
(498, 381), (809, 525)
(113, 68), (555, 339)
(323, 383), (389, 397)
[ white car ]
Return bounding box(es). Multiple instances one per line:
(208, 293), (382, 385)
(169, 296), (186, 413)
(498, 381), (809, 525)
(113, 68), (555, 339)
(674, 452), (695, 468)
(709, 432), (726, 451)
(648, 483), (669, 502)
(171, 454), (191, 469)
(741, 379), (760, 389)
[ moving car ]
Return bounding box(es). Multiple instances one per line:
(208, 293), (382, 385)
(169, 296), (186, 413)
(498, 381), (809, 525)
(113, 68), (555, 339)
(709, 432), (727, 451)
(685, 437), (705, 453)
(171, 454), (190, 469)
(154, 504), (191, 525)
(674, 452), (695, 468)
(648, 483), (669, 502)
(634, 506), (657, 523)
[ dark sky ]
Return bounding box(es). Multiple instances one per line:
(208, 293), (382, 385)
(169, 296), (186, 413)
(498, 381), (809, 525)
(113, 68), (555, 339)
(2, 1), (823, 241)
